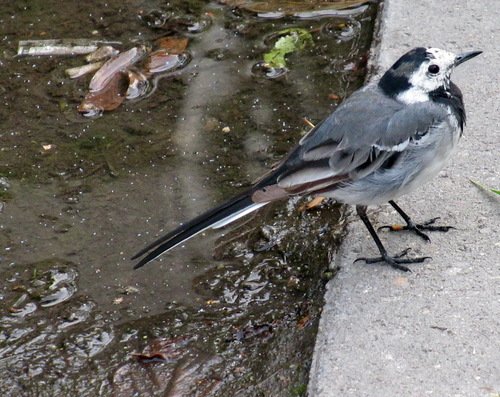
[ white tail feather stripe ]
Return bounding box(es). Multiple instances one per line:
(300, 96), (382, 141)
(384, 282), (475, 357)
(211, 203), (268, 229)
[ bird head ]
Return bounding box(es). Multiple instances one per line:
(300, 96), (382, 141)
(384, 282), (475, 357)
(379, 47), (482, 103)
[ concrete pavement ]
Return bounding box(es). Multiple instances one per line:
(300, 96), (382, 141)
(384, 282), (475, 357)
(308, 0), (500, 396)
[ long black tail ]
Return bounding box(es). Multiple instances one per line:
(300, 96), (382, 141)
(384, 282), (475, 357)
(132, 190), (267, 269)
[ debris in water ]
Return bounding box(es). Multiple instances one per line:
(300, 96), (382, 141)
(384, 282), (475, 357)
(185, 13), (213, 33)
(126, 69), (150, 99)
(0, 176), (11, 189)
(252, 27), (313, 79)
(298, 196), (326, 212)
(145, 51), (191, 74)
(89, 47), (146, 92)
(138, 9), (172, 28)
(65, 61), (104, 79)
(17, 39), (122, 56)
(85, 45), (120, 62)
(302, 117), (316, 128)
(132, 352), (168, 363)
(79, 71), (129, 117)
(322, 19), (361, 41)
(41, 144), (56, 152)
(18, 34), (192, 116)
(155, 36), (189, 53)
(120, 285), (140, 295)
(263, 28), (313, 69)
(328, 93), (341, 101)
(133, 335), (194, 363)
(40, 286), (75, 307)
(153, 14), (212, 34)
(296, 314), (312, 329)
(232, 323), (273, 342)
(251, 61), (288, 79)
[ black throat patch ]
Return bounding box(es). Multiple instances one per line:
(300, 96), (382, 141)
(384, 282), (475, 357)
(430, 82), (466, 132)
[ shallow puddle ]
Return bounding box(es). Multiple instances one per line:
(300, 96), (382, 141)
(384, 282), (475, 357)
(0, 1), (377, 395)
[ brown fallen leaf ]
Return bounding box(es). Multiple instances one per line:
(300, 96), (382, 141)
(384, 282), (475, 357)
(155, 36), (189, 54)
(145, 50), (190, 74)
(298, 196), (326, 212)
(297, 314), (311, 329)
(89, 46), (145, 92)
(78, 71), (128, 116)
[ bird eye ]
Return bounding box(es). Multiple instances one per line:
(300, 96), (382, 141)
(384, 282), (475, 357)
(428, 64), (440, 74)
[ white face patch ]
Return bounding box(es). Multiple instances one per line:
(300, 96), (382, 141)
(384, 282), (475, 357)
(397, 47), (457, 104)
(396, 86), (429, 104)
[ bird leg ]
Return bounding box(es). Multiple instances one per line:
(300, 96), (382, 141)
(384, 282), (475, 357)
(355, 205), (431, 272)
(377, 200), (454, 242)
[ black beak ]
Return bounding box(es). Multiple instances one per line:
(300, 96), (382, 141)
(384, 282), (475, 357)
(454, 50), (482, 66)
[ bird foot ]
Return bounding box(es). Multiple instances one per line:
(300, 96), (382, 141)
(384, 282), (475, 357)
(354, 248), (431, 272)
(378, 217), (454, 242)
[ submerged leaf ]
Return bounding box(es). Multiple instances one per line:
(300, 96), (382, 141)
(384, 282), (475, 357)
(78, 71), (128, 116)
(263, 28), (313, 68)
(145, 51), (191, 74)
(89, 46), (146, 92)
(155, 36), (189, 54)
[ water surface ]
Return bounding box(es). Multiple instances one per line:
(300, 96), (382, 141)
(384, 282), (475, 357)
(0, 1), (377, 395)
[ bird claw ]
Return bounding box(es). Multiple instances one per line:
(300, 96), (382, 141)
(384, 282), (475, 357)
(420, 217), (441, 226)
(377, 217), (454, 243)
(418, 217), (455, 231)
(355, 248), (431, 272)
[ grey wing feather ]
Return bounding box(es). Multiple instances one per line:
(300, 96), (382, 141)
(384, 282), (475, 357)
(276, 84), (449, 188)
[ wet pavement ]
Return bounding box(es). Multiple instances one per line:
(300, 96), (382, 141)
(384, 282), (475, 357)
(0, 1), (377, 395)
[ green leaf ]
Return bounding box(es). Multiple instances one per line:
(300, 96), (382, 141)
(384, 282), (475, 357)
(263, 28), (313, 69)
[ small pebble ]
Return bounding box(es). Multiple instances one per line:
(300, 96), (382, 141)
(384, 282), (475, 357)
(0, 177), (10, 189)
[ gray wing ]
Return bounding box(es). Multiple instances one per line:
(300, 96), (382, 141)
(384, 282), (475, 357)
(252, 84), (449, 202)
